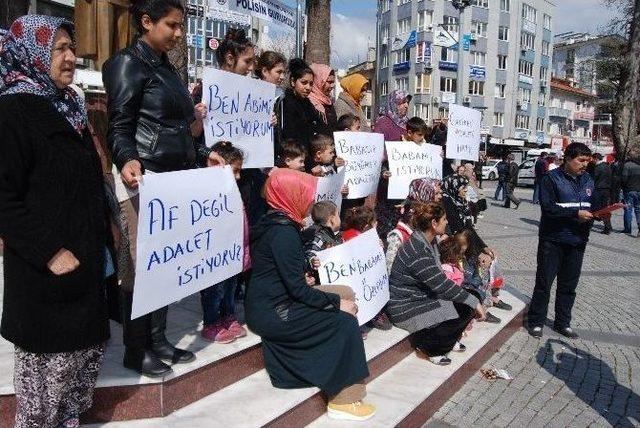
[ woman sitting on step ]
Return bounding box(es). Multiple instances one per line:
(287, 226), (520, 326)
(387, 202), (486, 366)
(245, 168), (376, 422)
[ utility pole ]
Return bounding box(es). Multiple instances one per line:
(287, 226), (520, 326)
(452, 0), (471, 106)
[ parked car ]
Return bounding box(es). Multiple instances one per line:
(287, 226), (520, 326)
(482, 159), (500, 180)
(517, 158), (536, 187)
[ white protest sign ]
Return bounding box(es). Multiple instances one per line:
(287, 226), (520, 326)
(132, 167), (244, 319)
(446, 104), (482, 161)
(203, 67), (276, 168)
(385, 141), (443, 199)
(316, 229), (389, 326)
(314, 167), (346, 213)
(334, 132), (385, 199)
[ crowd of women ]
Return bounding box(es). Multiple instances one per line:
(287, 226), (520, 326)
(0, 1), (510, 426)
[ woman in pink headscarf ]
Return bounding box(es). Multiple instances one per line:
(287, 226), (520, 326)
(308, 63), (338, 135)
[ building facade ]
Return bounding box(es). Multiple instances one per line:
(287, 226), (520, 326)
(548, 76), (595, 145)
(376, 0), (554, 145)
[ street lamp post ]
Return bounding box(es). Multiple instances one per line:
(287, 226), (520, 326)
(452, 0), (471, 106)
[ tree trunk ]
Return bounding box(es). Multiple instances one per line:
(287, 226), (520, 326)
(0, 0), (30, 29)
(304, 0), (331, 64)
(168, 0), (189, 84)
(612, 0), (640, 158)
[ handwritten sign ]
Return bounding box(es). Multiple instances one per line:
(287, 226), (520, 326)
(385, 141), (443, 199)
(314, 166), (346, 212)
(317, 229), (390, 326)
(203, 67), (276, 168)
(132, 167), (244, 319)
(446, 104), (481, 161)
(334, 131), (385, 199)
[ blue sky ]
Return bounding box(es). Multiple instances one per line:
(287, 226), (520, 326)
(325, 0), (619, 68)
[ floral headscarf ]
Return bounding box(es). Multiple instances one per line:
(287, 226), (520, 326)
(408, 178), (441, 203)
(265, 168), (318, 226)
(442, 174), (473, 225)
(308, 63), (334, 124)
(379, 89), (411, 129)
(0, 15), (88, 135)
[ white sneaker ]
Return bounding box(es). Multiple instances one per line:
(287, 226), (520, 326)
(428, 355), (452, 365)
(452, 341), (466, 352)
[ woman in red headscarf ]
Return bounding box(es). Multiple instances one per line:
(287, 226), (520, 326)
(245, 169), (375, 421)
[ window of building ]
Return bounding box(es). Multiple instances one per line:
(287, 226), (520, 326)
(495, 83), (506, 98)
(398, 0), (411, 5)
(518, 87), (532, 102)
(440, 77), (457, 93)
(469, 81), (485, 95)
(396, 77), (409, 92)
(381, 46), (389, 68)
(416, 72), (432, 93)
(418, 10), (434, 31)
(538, 92), (546, 106)
(542, 40), (550, 55)
(521, 32), (535, 50)
(540, 66), (548, 80)
(543, 14), (552, 30)
(471, 51), (486, 66)
(471, 20), (488, 38)
(381, 25), (389, 41)
(515, 114), (530, 129)
(494, 112), (504, 126)
(383, 0), (391, 12)
(498, 26), (509, 41)
(443, 15), (459, 34)
(497, 55), (508, 70)
(395, 48), (410, 64)
(472, 0), (489, 7)
(416, 42), (429, 63)
(380, 81), (388, 95)
(519, 59), (534, 76)
(522, 3), (537, 23)
(536, 117), (545, 131)
(438, 107), (450, 119)
(414, 103), (430, 120)
(397, 17), (411, 34)
(441, 47), (458, 62)
(500, 0), (510, 12)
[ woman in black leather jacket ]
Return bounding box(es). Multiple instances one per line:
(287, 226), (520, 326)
(102, 0), (224, 377)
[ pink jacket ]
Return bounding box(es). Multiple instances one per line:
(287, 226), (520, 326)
(441, 263), (464, 286)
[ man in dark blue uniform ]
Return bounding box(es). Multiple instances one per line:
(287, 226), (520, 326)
(528, 143), (594, 339)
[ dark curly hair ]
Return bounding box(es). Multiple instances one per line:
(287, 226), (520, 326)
(216, 28), (255, 67)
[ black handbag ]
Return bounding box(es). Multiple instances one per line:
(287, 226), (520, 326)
(477, 198), (488, 212)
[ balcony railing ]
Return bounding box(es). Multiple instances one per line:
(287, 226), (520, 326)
(573, 111), (595, 121)
(548, 107), (571, 119)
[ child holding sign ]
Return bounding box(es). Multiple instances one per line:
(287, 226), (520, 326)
(200, 142), (249, 344)
(276, 139), (307, 171)
(377, 117), (429, 238)
(308, 134), (346, 177)
(303, 201), (343, 285)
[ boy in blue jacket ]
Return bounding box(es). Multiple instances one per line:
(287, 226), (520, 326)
(528, 143), (594, 339)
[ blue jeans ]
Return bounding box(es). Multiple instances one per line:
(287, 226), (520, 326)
(494, 180), (506, 201)
(200, 276), (237, 325)
(623, 191), (640, 233)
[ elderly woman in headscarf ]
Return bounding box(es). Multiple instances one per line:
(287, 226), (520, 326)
(335, 72), (370, 131)
(309, 63), (338, 135)
(245, 168), (375, 421)
(0, 16), (110, 427)
(374, 89), (412, 141)
(386, 178), (442, 271)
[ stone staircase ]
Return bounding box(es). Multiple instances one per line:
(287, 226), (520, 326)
(0, 286), (525, 428)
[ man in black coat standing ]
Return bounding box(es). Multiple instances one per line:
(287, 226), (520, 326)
(503, 154), (521, 209)
(592, 153), (613, 234)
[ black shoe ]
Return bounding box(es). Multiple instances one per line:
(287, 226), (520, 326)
(602, 228), (612, 235)
(493, 300), (512, 311)
(528, 326), (543, 338)
(123, 348), (172, 378)
(514, 202), (520, 210)
(151, 340), (196, 364)
(484, 312), (501, 323)
(554, 326), (579, 338)
(368, 311), (392, 330)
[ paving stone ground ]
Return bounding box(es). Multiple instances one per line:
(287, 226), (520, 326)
(427, 183), (640, 428)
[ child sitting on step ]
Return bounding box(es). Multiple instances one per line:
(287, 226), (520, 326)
(302, 201), (343, 285)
